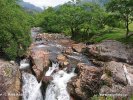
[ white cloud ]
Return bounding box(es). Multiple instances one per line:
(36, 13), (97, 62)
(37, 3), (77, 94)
(23, 0), (71, 8)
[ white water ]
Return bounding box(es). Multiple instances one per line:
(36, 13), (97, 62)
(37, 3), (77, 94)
(45, 63), (59, 76)
(45, 69), (76, 100)
(22, 72), (43, 100)
(20, 59), (30, 69)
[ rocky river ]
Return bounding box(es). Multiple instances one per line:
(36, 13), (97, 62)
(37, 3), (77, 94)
(0, 27), (133, 100)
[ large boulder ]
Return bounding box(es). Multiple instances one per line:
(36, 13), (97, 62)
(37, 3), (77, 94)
(0, 60), (21, 100)
(87, 40), (133, 64)
(30, 50), (50, 80)
(102, 61), (133, 86)
(99, 61), (133, 99)
(67, 63), (102, 100)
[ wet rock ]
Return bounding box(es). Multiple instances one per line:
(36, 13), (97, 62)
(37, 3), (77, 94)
(87, 40), (133, 64)
(67, 63), (103, 100)
(57, 54), (67, 62)
(42, 76), (53, 84)
(72, 43), (86, 53)
(0, 60), (21, 100)
(30, 50), (50, 80)
(57, 54), (69, 68)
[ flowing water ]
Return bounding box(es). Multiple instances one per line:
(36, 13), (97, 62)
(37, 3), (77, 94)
(21, 29), (90, 100)
(45, 62), (76, 100)
(22, 72), (43, 100)
(20, 59), (30, 70)
(45, 70), (76, 100)
(45, 62), (59, 76)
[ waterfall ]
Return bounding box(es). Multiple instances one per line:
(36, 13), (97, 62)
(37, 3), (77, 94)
(45, 62), (59, 76)
(22, 72), (43, 100)
(45, 69), (76, 100)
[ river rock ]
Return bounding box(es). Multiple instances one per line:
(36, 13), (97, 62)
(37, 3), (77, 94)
(0, 59), (21, 100)
(57, 54), (67, 62)
(57, 54), (69, 68)
(99, 61), (133, 97)
(87, 40), (133, 64)
(72, 43), (86, 53)
(30, 50), (50, 80)
(103, 61), (133, 86)
(64, 47), (73, 54)
(43, 76), (53, 84)
(57, 39), (75, 47)
(67, 63), (103, 100)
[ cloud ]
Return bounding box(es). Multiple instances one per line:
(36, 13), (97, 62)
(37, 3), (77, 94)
(23, 0), (71, 8)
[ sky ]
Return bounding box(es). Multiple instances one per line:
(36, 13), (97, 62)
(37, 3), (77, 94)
(23, 0), (71, 8)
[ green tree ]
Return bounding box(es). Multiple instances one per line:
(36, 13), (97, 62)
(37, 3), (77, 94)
(0, 0), (31, 59)
(106, 0), (133, 37)
(58, 4), (88, 39)
(40, 7), (61, 33)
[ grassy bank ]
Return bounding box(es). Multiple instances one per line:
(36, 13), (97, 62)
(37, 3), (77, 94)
(90, 23), (133, 45)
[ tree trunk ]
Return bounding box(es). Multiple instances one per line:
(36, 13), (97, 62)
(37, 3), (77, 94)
(71, 28), (75, 39)
(125, 14), (129, 38)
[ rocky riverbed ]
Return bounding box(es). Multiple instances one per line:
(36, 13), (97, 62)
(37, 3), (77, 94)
(0, 28), (133, 100)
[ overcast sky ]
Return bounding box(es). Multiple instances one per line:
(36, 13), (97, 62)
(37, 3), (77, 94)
(23, 0), (71, 8)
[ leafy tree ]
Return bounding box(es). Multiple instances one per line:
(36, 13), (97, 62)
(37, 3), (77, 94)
(58, 4), (88, 39)
(40, 7), (61, 33)
(0, 0), (31, 59)
(106, 0), (133, 37)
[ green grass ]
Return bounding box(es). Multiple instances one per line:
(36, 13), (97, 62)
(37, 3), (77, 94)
(90, 23), (133, 45)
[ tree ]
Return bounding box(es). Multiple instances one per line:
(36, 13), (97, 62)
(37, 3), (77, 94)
(58, 4), (88, 39)
(39, 7), (62, 33)
(0, 0), (31, 59)
(106, 0), (133, 37)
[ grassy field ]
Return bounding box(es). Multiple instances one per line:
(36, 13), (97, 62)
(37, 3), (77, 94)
(90, 23), (133, 45)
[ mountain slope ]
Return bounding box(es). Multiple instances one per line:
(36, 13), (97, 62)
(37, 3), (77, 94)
(18, 0), (43, 12)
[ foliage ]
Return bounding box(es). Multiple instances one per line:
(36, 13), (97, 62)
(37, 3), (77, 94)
(35, 0), (133, 44)
(36, 1), (107, 40)
(0, 0), (31, 60)
(106, 0), (133, 37)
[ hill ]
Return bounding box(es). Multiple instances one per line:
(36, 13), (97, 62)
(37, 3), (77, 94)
(18, 0), (43, 13)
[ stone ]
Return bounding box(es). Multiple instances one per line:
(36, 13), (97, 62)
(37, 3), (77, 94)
(99, 61), (133, 96)
(67, 63), (102, 100)
(87, 40), (133, 64)
(0, 59), (21, 100)
(42, 76), (53, 84)
(72, 43), (86, 53)
(64, 47), (73, 54)
(103, 61), (133, 85)
(57, 54), (66, 62)
(30, 50), (50, 80)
